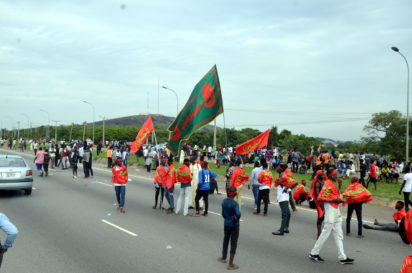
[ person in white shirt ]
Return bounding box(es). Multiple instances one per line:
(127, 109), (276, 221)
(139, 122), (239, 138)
(78, 146), (84, 163)
(189, 158), (201, 209)
(248, 162), (262, 209)
(272, 184), (291, 236)
(346, 161), (356, 178)
(399, 165), (412, 211)
(208, 146), (213, 159)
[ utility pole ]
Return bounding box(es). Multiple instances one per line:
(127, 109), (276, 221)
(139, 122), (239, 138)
(17, 121), (20, 139)
(69, 123), (74, 143)
(213, 119), (217, 153)
(102, 117), (105, 147)
(83, 122), (86, 141)
(52, 120), (60, 141)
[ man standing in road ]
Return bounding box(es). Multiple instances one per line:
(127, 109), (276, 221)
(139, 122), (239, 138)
(111, 158), (128, 213)
(175, 158), (192, 216)
(248, 161), (262, 210)
(165, 158), (176, 214)
(399, 167), (412, 212)
(309, 168), (354, 264)
(230, 159), (249, 211)
(255, 162), (272, 216)
(218, 186), (241, 270)
(35, 147), (45, 176)
(193, 161), (216, 217)
(83, 146), (90, 179)
(0, 213), (18, 268)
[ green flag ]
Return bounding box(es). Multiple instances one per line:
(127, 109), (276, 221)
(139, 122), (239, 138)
(167, 65), (223, 155)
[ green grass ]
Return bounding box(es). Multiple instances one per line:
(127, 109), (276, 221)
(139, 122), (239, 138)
(93, 150), (402, 201)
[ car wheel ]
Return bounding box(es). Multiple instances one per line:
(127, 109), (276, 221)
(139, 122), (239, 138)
(24, 189), (32, 195)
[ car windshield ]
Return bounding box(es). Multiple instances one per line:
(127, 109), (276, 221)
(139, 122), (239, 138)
(0, 158), (27, 168)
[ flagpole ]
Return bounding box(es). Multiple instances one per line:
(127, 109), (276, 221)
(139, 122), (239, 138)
(223, 112), (228, 151)
(153, 129), (163, 211)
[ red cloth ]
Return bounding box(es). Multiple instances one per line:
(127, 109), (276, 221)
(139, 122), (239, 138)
(230, 167), (249, 188)
(309, 173), (325, 218)
(404, 210), (412, 245)
(394, 209), (407, 222)
(258, 169), (273, 188)
(342, 182), (373, 205)
(400, 255), (412, 273)
(177, 165), (192, 184)
(154, 165), (168, 186)
(166, 164), (177, 189)
(293, 183), (307, 201)
(235, 130), (270, 155)
(279, 170), (297, 189)
(369, 163), (377, 178)
(111, 165), (128, 185)
(317, 179), (340, 209)
(130, 115), (154, 154)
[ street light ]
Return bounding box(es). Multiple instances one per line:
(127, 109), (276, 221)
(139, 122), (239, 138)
(82, 100), (95, 144)
(40, 109), (51, 139)
(20, 113), (31, 138)
(392, 46), (410, 166)
(161, 86), (179, 115)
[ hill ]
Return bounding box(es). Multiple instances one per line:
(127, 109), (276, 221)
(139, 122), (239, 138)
(94, 114), (218, 132)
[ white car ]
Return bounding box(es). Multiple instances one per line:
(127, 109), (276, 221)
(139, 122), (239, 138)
(0, 155), (33, 195)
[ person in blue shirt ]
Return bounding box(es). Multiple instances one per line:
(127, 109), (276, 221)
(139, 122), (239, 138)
(218, 186), (241, 270)
(0, 213), (18, 268)
(193, 161), (216, 217)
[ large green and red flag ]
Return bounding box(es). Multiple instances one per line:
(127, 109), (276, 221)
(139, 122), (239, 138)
(167, 65), (223, 155)
(235, 129), (270, 155)
(130, 115), (154, 154)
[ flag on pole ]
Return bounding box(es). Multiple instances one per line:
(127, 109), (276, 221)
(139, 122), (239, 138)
(235, 129), (270, 155)
(167, 65), (223, 155)
(130, 115), (154, 154)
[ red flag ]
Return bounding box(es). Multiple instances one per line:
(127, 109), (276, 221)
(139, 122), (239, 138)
(235, 129), (270, 155)
(342, 182), (373, 205)
(131, 116), (154, 154)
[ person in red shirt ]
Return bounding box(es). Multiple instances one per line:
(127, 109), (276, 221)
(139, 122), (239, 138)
(111, 158), (128, 213)
(293, 180), (308, 205)
(366, 160), (377, 190)
(309, 170), (326, 239)
(165, 157), (177, 214)
(230, 159), (249, 211)
(310, 168), (354, 265)
(175, 158), (192, 216)
(400, 254), (412, 273)
(363, 201), (406, 232)
(254, 162), (273, 216)
(153, 157), (167, 209)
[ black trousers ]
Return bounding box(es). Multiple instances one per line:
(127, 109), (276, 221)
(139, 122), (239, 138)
(154, 187), (165, 207)
(83, 161), (90, 177)
(195, 190), (209, 213)
(257, 189), (270, 214)
(107, 158), (112, 168)
(222, 225), (239, 259)
(279, 201), (291, 233)
(42, 163), (49, 174)
(292, 162), (298, 172)
(346, 202), (363, 235)
(404, 192), (412, 211)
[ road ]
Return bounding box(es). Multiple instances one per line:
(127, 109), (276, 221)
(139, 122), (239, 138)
(0, 149), (410, 273)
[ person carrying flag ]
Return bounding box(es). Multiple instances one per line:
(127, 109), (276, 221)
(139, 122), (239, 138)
(153, 157), (167, 209)
(343, 177), (373, 238)
(309, 168), (354, 265)
(111, 158), (128, 213)
(254, 162), (273, 216)
(230, 159), (250, 211)
(193, 161), (216, 217)
(165, 157), (177, 214)
(175, 158), (192, 216)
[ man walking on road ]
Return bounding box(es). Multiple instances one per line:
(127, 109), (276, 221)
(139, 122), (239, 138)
(218, 186), (241, 270)
(193, 161), (216, 217)
(399, 167), (412, 212)
(165, 158), (176, 214)
(0, 213), (18, 268)
(248, 161), (261, 210)
(309, 168), (354, 264)
(255, 162), (272, 216)
(175, 158), (192, 216)
(230, 159), (249, 211)
(111, 158), (128, 213)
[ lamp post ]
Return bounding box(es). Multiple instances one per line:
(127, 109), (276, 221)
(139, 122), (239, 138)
(20, 113), (31, 138)
(40, 109), (51, 139)
(161, 86), (179, 115)
(82, 100), (95, 144)
(392, 46), (410, 166)
(99, 115), (105, 147)
(52, 120), (60, 141)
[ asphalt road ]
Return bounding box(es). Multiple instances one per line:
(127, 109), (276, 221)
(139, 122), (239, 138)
(0, 149), (410, 273)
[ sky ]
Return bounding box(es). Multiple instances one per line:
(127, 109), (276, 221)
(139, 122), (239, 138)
(1, 0), (411, 141)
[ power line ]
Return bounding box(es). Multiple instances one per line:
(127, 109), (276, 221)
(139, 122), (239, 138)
(225, 108), (373, 116)
(227, 117), (370, 127)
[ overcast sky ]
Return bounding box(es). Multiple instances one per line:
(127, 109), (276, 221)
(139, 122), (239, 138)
(1, 0), (411, 141)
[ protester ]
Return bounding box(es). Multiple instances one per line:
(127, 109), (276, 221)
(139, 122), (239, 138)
(0, 213), (18, 268)
(42, 148), (50, 177)
(230, 159), (249, 211)
(248, 161), (262, 210)
(255, 162), (272, 216)
(49, 144), (56, 169)
(72, 146), (79, 179)
(293, 180), (308, 205)
(343, 177), (373, 238)
(83, 146), (90, 178)
(111, 158), (128, 213)
(309, 170), (325, 238)
(309, 168), (354, 265)
(175, 158), (192, 216)
(153, 157), (167, 209)
(359, 159), (366, 186)
(193, 161), (216, 217)
(400, 167), (412, 212)
(107, 145), (113, 168)
(218, 186), (241, 270)
(189, 157), (202, 209)
(225, 159), (236, 194)
(367, 160), (377, 190)
(363, 201), (406, 232)
(165, 158), (176, 214)
(272, 177), (291, 236)
(34, 147), (45, 176)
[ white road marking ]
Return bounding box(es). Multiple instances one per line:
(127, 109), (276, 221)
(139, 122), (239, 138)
(33, 187), (37, 190)
(101, 219), (138, 237)
(94, 181), (112, 187)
